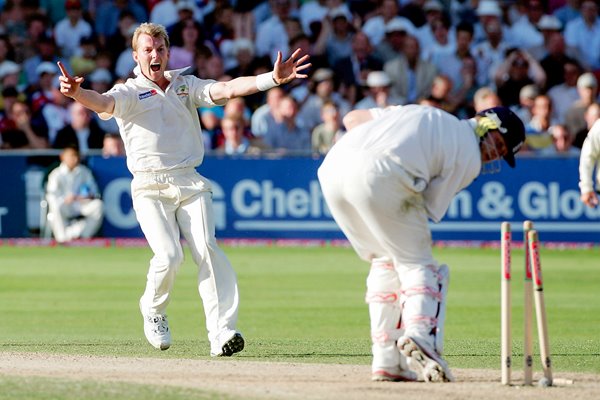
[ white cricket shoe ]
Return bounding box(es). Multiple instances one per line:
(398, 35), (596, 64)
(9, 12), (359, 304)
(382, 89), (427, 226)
(371, 367), (419, 382)
(397, 336), (454, 382)
(211, 332), (245, 357)
(142, 313), (171, 350)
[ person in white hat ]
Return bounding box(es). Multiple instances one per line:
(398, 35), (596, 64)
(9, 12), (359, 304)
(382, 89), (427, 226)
(355, 71), (405, 110)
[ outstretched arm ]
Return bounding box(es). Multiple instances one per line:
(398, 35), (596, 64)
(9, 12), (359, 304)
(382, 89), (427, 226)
(57, 61), (115, 115)
(209, 48), (311, 102)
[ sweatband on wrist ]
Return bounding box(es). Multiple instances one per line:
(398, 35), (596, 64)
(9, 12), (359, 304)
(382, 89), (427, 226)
(256, 71), (279, 91)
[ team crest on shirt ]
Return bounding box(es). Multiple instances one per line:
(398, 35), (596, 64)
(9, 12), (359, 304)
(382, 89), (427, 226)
(138, 89), (158, 100)
(176, 85), (189, 98)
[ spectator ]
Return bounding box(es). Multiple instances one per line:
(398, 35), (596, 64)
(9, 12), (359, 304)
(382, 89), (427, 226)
(420, 10), (454, 62)
(0, 99), (49, 149)
(53, 101), (106, 153)
(255, 0), (293, 63)
(115, 24), (139, 79)
(355, 70), (405, 109)
(525, 94), (557, 152)
(22, 34), (70, 88)
(473, 86), (503, 112)
(548, 60), (582, 124)
(472, 9), (511, 87)
(574, 101), (600, 148)
(416, 0), (452, 53)
(507, 0), (546, 49)
(105, 10), (140, 64)
(54, 0), (93, 59)
(45, 146), (104, 243)
(539, 124), (580, 155)
(325, 7), (355, 67)
(0, 60), (23, 92)
(495, 49), (546, 108)
(333, 31), (384, 105)
(95, 0), (147, 47)
(553, 0), (581, 27)
(263, 95), (311, 153)
(312, 100), (343, 155)
(216, 115), (262, 155)
(564, 0), (600, 70)
(363, 0), (414, 47)
(565, 72), (599, 143)
(69, 36), (99, 78)
(251, 86), (285, 137)
(150, 0), (204, 30)
(539, 30), (585, 91)
(374, 18), (413, 64)
(102, 132), (126, 157)
(384, 34), (437, 104)
(298, 68), (351, 132)
(168, 19), (203, 70)
(225, 39), (258, 78)
(512, 84), (540, 125)
(86, 68), (119, 134)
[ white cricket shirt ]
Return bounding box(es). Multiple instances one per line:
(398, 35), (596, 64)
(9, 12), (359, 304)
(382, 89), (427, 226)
(338, 105), (482, 222)
(101, 67), (223, 174)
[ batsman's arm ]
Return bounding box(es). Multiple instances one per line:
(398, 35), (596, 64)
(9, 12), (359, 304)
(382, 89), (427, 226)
(57, 61), (115, 116)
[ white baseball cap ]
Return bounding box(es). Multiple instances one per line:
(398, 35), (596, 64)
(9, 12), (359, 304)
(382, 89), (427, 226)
(36, 61), (58, 76)
(0, 61), (20, 79)
(537, 15), (562, 31)
(385, 18), (411, 34)
(366, 71), (391, 88)
(477, 1), (502, 17)
(88, 68), (113, 84)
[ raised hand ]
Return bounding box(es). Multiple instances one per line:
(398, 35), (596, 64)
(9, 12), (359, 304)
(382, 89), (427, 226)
(273, 48), (311, 85)
(57, 61), (84, 99)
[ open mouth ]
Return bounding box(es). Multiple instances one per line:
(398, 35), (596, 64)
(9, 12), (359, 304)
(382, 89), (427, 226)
(150, 63), (161, 72)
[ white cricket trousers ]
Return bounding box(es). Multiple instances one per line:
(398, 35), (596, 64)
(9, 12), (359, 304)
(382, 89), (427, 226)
(132, 168), (239, 351)
(318, 146), (447, 354)
(47, 197), (103, 243)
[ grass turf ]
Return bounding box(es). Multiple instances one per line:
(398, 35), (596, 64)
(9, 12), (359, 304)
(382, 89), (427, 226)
(1, 245), (599, 374)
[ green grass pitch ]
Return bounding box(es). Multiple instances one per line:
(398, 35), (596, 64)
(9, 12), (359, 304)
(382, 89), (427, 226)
(1, 244), (599, 394)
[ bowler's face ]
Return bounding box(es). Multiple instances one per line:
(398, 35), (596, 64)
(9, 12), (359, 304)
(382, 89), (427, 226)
(133, 33), (169, 83)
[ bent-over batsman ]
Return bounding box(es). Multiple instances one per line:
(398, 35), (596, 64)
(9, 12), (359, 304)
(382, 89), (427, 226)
(318, 105), (525, 382)
(57, 22), (310, 356)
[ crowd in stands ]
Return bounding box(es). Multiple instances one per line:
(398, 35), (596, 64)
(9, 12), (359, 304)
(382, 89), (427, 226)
(0, 0), (599, 158)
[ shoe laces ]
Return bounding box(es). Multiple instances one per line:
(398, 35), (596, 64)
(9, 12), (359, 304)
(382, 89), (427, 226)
(147, 315), (169, 334)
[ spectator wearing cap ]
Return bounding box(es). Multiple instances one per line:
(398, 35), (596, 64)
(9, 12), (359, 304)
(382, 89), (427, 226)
(150, 0), (204, 31)
(54, 0), (93, 59)
(507, 0), (546, 49)
(29, 61), (70, 145)
(22, 34), (71, 88)
(472, 15), (511, 87)
(416, 0), (455, 53)
(0, 61), (23, 92)
(355, 70), (405, 109)
(226, 38), (258, 78)
(299, 0), (351, 38)
(472, 1), (512, 45)
(548, 60), (582, 124)
(565, 72), (599, 140)
(384, 34), (437, 104)
(374, 17), (415, 63)
(528, 14), (565, 61)
(333, 31), (384, 105)
(324, 6), (355, 67)
(53, 101), (106, 153)
(564, 0), (600, 70)
(421, 13), (454, 62)
(94, 0), (147, 48)
(363, 0), (414, 47)
(297, 68), (351, 132)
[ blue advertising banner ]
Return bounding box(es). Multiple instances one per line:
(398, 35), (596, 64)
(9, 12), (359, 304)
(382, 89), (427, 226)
(0, 156), (28, 237)
(84, 155), (600, 243)
(2, 155), (599, 242)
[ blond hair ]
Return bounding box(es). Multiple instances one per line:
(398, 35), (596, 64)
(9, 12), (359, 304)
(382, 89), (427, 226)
(132, 23), (170, 50)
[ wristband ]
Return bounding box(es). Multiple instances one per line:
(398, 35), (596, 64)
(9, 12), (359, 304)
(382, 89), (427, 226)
(256, 71), (279, 91)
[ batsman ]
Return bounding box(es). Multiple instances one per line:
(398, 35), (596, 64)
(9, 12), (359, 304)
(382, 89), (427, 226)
(318, 105), (525, 382)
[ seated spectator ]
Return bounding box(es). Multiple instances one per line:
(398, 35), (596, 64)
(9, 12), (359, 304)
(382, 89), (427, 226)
(53, 102), (106, 154)
(539, 124), (580, 156)
(102, 133), (126, 158)
(374, 17), (414, 64)
(565, 72), (599, 143)
(325, 6), (355, 66)
(547, 60), (582, 124)
(312, 101), (344, 155)
(384, 34), (437, 105)
(0, 60), (23, 93)
(45, 146), (104, 243)
(54, 0), (93, 59)
(22, 34), (70, 88)
(251, 86), (285, 138)
(355, 70), (405, 110)
(512, 84), (540, 126)
(524, 94), (557, 152)
(216, 116), (262, 156)
(574, 102), (600, 148)
(473, 86), (502, 113)
(0, 99), (49, 149)
(263, 95), (311, 154)
(297, 68), (351, 132)
(69, 36), (99, 77)
(495, 49), (546, 108)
